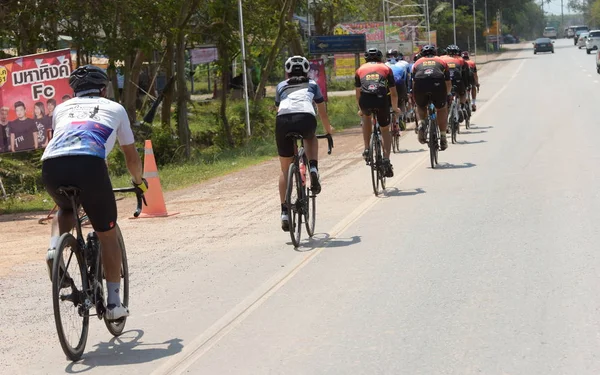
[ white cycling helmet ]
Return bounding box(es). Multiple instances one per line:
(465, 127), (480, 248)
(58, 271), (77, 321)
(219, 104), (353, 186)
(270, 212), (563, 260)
(285, 56), (310, 75)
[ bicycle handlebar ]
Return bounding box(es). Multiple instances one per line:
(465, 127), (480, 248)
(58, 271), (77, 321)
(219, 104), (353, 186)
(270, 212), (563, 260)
(112, 187), (147, 218)
(316, 134), (334, 155)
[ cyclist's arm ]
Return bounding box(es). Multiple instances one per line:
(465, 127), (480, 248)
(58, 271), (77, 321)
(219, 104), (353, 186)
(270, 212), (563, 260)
(387, 69), (399, 111)
(116, 107), (143, 184)
(354, 73), (362, 109)
(312, 82), (334, 134)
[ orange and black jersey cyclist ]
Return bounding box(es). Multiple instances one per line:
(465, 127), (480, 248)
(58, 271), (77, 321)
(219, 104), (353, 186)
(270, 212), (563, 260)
(439, 55), (469, 94)
(411, 56), (451, 109)
(354, 62), (395, 126)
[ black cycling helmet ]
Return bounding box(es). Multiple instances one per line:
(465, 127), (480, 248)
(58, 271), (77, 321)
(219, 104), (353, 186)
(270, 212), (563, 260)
(69, 65), (108, 94)
(420, 44), (437, 57)
(397, 51), (404, 60)
(446, 44), (461, 56)
(365, 48), (383, 62)
(461, 51), (470, 60)
(386, 49), (399, 59)
(413, 53), (420, 62)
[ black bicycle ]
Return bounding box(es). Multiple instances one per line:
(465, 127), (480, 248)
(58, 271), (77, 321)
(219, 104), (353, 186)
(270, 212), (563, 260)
(285, 133), (334, 248)
(367, 112), (387, 196)
(425, 102), (440, 168)
(51, 186), (145, 361)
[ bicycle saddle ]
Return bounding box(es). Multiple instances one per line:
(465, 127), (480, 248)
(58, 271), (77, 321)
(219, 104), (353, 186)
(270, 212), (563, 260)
(56, 186), (81, 196)
(285, 132), (304, 140)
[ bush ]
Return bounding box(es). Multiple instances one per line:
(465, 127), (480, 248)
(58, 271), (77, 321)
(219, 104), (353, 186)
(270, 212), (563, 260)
(327, 79), (355, 91)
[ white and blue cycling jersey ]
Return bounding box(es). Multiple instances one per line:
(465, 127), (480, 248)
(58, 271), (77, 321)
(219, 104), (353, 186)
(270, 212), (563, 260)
(275, 78), (324, 117)
(41, 96), (135, 161)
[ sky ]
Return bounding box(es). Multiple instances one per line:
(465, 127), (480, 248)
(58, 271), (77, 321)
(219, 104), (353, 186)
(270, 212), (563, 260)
(545, 0), (575, 15)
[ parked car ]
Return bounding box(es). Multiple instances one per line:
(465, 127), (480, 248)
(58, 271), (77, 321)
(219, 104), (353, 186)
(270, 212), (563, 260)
(503, 34), (517, 44)
(543, 27), (558, 39)
(586, 30), (600, 53)
(577, 32), (589, 48)
(533, 37), (554, 54)
(597, 49), (600, 74)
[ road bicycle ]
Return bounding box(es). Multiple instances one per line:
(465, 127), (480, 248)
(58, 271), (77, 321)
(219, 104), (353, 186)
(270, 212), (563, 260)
(448, 86), (460, 144)
(367, 111), (388, 196)
(425, 102), (440, 169)
(51, 186), (145, 361)
(390, 111), (402, 154)
(285, 133), (334, 248)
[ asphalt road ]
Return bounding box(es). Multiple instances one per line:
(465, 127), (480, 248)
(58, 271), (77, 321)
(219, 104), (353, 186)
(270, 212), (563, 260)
(3, 39), (600, 374)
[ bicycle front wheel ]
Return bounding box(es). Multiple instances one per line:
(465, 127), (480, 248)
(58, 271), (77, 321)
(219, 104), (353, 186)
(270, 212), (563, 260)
(104, 224), (129, 336)
(369, 133), (379, 196)
(286, 163), (302, 247)
(52, 233), (89, 361)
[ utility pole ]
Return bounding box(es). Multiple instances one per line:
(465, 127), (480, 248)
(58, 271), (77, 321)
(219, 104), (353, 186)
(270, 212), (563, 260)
(473, 0), (477, 61)
(484, 0), (489, 54)
(382, 0), (388, 53)
(452, 0), (457, 44)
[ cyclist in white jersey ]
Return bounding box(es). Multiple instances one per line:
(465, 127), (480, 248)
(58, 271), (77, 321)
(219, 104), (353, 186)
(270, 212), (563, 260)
(41, 65), (147, 321)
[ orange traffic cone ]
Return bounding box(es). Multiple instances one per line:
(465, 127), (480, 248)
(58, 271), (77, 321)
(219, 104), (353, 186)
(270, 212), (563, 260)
(137, 140), (179, 218)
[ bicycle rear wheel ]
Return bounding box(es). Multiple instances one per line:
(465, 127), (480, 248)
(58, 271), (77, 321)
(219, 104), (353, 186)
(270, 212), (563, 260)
(303, 155), (316, 237)
(451, 118), (458, 144)
(104, 224), (129, 336)
(428, 119), (438, 168)
(369, 133), (379, 196)
(376, 134), (386, 190)
(286, 163), (302, 247)
(52, 233), (89, 361)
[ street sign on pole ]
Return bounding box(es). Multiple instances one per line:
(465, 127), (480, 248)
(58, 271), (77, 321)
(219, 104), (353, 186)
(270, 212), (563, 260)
(309, 35), (367, 54)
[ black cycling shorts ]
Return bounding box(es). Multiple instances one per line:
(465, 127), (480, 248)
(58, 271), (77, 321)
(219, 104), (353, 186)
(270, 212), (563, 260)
(360, 93), (390, 127)
(275, 113), (317, 157)
(413, 78), (448, 109)
(453, 78), (466, 96)
(42, 155), (117, 233)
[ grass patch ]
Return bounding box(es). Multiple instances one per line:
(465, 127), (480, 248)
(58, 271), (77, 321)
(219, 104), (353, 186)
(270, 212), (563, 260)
(0, 194), (54, 215)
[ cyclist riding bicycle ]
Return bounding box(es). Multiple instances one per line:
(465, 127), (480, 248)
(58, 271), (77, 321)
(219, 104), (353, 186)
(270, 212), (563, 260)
(439, 45), (470, 123)
(355, 47), (400, 177)
(461, 51), (480, 111)
(275, 56), (334, 232)
(385, 49), (410, 121)
(41, 65), (147, 321)
(411, 45), (452, 150)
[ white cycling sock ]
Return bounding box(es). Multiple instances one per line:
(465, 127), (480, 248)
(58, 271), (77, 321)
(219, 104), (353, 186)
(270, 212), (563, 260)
(472, 99), (477, 105)
(107, 281), (121, 307)
(49, 235), (60, 250)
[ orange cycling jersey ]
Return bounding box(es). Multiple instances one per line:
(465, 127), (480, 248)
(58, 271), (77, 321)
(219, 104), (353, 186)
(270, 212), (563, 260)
(354, 62), (395, 97)
(439, 55), (467, 81)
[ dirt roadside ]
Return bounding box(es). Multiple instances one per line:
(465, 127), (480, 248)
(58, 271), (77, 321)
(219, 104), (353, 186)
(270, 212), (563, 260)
(0, 45), (525, 278)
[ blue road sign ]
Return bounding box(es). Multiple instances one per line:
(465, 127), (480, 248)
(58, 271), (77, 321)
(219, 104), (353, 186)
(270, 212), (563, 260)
(309, 35), (367, 54)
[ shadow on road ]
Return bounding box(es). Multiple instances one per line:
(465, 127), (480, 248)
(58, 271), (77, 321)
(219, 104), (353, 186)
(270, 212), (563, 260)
(437, 162), (476, 170)
(457, 139), (487, 145)
(293, 234), (362, 252)
(470, 125), (493, 129)
(397, 148), (426, 154)
(383, 187), (426, 198)
(461, 130), (487, 134)
(64, 330), (183, 373)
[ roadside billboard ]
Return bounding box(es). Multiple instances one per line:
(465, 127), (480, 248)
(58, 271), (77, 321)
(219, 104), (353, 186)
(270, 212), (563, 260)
(0, 49), (72, 154)
(309, 59), (328, 102)
(334, 54), (356, 79)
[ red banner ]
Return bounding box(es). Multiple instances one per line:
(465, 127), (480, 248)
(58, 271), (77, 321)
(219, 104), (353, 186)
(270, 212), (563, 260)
(0, 49), (72, 154)
(309, 59), (328, 102)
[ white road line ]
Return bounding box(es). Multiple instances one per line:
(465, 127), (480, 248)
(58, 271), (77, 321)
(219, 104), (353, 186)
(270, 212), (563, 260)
(594, 80), (599, 84)
(150, 54), (529, 375)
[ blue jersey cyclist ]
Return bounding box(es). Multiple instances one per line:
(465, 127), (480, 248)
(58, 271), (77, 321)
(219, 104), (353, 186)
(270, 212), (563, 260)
(275, 56), (334, 232)
(385, 49), (410, 112)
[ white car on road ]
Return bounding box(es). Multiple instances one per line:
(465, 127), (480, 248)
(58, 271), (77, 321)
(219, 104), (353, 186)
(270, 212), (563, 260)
(586, 30), (600, 54)
(543, 27), (558, 39)
(577, 32), (589, 48)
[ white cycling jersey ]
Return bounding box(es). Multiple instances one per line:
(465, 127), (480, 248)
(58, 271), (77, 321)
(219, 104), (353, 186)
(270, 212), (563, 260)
(41, 96), (134, 161)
